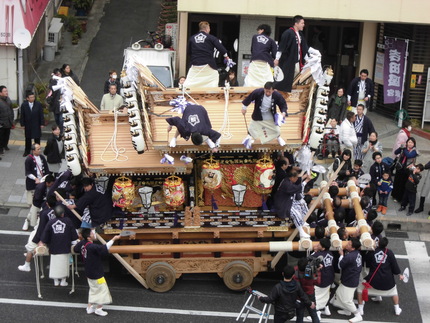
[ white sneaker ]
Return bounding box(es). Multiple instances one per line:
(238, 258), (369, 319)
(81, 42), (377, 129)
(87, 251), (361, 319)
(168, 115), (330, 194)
(304, 316), (312, 322)
(95, 308), (108, 316)
(317, 311), (322, 321)
(169, 137), (177, 148)
(324, 306), (331, 316)
(371, 296), (382, 302)
(86, 306), (95, 314)
(54, 279), (60, 286)
(18, 264), (31, 272)
(349, 314), (363, 322)
(22, 219), (29, 231)
(395, 307), (402, 316)
(338, 310), (352, 316)
(358, 305), (364, 316)
(277, 137), (286, 146)
(60, 279), (68, 287)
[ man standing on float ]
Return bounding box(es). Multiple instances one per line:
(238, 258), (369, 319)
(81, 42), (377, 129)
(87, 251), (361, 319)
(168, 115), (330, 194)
(275, 15), (318, 92)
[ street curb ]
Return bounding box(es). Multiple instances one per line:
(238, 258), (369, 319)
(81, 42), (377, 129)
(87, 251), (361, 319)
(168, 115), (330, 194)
(412, 128), (430, 141)
(380, 216), (430, 233)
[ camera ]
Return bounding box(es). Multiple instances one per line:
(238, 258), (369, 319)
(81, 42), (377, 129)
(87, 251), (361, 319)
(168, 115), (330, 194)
(304, 255), (323, 279)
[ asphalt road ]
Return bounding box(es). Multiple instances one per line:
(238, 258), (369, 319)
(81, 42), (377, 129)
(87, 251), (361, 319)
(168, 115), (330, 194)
(1, 208), (425, 323)
(80, 0), (162, 105)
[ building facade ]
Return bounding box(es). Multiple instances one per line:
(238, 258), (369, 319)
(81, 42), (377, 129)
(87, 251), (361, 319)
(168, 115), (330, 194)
(176, 0), (430, 123)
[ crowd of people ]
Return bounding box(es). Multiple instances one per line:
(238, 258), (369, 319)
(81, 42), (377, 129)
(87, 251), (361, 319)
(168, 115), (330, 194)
(2, 13), (428, 322)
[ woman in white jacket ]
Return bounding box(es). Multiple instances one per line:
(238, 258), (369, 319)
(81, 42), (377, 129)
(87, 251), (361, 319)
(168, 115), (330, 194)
(339, 111), (358, 160)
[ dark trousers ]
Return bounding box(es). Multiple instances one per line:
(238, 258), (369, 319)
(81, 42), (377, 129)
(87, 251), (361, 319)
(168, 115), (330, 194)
(24, 137), (41, 155)
(274, 309), (295, 323)
(0, 127), (11, 150)
(54, 113), (63, 133)
(296, 294), (320, 323)
(378, 193), (389, 207)
(401, 190), (416, 212)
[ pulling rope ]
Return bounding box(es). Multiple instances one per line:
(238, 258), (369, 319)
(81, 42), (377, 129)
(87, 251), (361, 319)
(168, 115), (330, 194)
(218, 84), (232, 139)
(100, 110), (129, 162)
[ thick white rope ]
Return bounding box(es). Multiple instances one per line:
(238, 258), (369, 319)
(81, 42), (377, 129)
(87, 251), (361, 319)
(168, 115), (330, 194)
(100, 110), (129, 162)
(218, 85), (232, 139)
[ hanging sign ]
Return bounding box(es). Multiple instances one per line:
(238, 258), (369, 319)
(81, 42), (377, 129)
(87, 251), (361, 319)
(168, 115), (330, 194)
(383, 37), (407, 104)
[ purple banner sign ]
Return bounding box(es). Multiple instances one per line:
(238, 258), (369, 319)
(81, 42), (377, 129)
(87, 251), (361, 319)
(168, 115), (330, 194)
(383, 37), (407, 104)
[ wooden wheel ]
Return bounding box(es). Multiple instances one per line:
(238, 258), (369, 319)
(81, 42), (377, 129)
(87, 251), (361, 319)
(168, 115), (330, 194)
(222, 261), (254, 291)
(145, 262), (176, 293)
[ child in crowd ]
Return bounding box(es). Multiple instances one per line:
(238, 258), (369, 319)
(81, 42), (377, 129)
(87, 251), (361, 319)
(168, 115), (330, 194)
(377, 171), (393, 215)
(399, 164), (424, 216)
(350, 159), (364, 179)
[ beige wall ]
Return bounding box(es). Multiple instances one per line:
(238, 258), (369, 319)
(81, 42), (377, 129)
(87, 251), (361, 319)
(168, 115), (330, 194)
(177, 12), (188, 77)
(358, 22), (378, 78)
(178, 0), (430, 25)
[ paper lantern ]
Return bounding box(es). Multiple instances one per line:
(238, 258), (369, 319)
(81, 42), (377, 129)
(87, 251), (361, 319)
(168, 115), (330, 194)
(202, 156), (222, 190)
(254, 155), (275, 192)
(112, 176), (135, 209)
(163, 175), (185, 207)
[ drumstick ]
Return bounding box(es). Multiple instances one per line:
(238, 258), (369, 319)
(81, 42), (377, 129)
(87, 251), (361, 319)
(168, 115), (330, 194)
(54, 191), (149, 289)
(243, 114), (249, 133)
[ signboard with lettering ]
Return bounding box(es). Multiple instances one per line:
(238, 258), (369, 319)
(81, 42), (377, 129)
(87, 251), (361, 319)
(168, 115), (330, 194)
(383, 37), (407, 104)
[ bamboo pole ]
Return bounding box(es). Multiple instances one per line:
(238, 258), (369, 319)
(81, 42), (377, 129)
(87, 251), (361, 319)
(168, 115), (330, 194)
(347, 180), (373, 248)
(109, 240), (358, 254)
(54, 191), (148, 289)
(270, 161), (345, 269)
(309, 187), (351, 197)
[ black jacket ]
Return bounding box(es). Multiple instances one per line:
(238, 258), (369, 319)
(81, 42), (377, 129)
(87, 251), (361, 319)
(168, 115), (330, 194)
(364, 248), (401, 291)
(20, 100), (44, 139)
(188, 31), (227, 70)
(274, 177), (303, 219)
(347, 77), (374, 108)
(75, 185), (113, 227)
(333, 157), (353, 182)
(25, 154), (49, 191)
(48, 78), (62, 114)
(44, 134), (64, 164)
(250, 34), (278, 67)
(327, 94), (347, 122)
(242, 88), (288, 121)
(354, 115), (375, 145)
(0, 96), (13, 128)
(369, 162), (390, 185)
(260, 280), (311, 314)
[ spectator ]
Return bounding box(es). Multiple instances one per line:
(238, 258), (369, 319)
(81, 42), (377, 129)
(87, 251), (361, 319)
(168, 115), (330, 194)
(347, 69), (374, 113)
(361, 131), (383, 173)
(20, 92), (44, 157)
(350, 159), (364, 180)
(391, 120), (411, 158)
(176, 76), (186, 89)
(0, 85), (14, 156)
(103, 70), (121, 94)
(339, 112), (357, 160)
(100, 84), (124, 112)
(353, 104), (375, 161)
(40, 204), (78, 286)
(259, 265), (314, 322)
(415, 160), (430, 214)
(369, 152), (390, 204)
(392, 137), (419, 202)
(224, 69), (239, 86)
(327, 88), (347, 123)
(377, 171), (393, 215)
(324, 118), (340, 158)
(48, 68), (64, 132)
(61, 63), (80, 85)
(332, 149), (353, 184)
(398, 164), (424, 216)
(44, 125), (65, 176)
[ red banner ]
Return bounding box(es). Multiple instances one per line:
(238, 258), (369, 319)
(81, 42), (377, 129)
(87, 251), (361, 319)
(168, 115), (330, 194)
(0, 0), (50, 44)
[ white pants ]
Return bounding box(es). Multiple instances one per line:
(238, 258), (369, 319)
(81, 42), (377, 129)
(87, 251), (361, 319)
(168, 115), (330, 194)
(332, 283), (358, 313)
(315, 285), (331, 310)
(244, 61), (273, 87)
(184, 65), (219, 88)
(26, 204), (40, 227)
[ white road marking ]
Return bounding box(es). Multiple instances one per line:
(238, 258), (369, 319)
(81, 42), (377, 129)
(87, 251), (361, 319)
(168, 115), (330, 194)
(0, 298), (388, 322)
(405, 241), (430, 322)
(0, 230), (31, 236)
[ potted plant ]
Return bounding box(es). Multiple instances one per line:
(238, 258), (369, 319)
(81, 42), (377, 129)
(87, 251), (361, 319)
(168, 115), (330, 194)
(72, 0), (93, 16)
